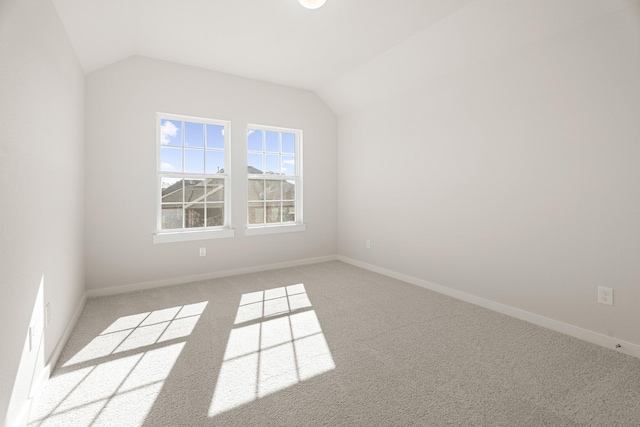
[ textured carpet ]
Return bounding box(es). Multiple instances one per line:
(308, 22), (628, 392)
(28, 261), (640, 426)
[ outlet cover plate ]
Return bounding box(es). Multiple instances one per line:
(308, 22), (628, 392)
(597, 286), (613, 306)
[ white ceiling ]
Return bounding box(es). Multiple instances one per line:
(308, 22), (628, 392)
(52, 0), (635, 114)
(320, 0), (636, 114)
(52, 0), (475, 90)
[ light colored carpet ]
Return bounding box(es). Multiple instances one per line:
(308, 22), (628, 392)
(28, 261), (640, 426)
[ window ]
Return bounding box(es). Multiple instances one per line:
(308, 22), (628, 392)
(154, 113), (233, 243)
(246, 125), (305, 235)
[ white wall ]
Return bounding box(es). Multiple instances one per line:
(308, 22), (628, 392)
(85, 57), (337, 291)
(333, 2), (640, 345)
(0, 0), (85, 425)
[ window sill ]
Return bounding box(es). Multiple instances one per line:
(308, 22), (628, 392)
(153, 228), (235, 244)
(245, 223), (306, 236)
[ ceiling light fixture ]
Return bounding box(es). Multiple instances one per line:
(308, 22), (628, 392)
(298, 0), (326, 9)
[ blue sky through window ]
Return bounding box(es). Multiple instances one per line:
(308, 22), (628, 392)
(247, 129), (298, 175)
(248, 153), (262, 172)
(266, 154), (279, 174)
(206, 151), (225, 174)
(248, 130), (263, 151)
(266, 131), (278, 152)
(282, 133), (295, 153)
(161, 120), (226, 174)
(161, 120), (181, 146)
(281, 155), (295, 175)
(184, 149), (204, 174)
(185, 122), (204, 147)
(207, 125), (224, 149)
(161, 147), (182, 172)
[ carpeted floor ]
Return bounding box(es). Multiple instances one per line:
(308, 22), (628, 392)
(28, 261), (640, 426)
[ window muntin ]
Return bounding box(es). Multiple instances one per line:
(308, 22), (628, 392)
(247, 125), (302, 227)
(157, 114), (231, 233)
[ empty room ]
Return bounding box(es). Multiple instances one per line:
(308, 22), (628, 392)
(2, 0), (640, 426)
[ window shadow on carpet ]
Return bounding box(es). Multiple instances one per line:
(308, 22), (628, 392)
(209, 283), (335, 416)
(27, 302), (208, 426)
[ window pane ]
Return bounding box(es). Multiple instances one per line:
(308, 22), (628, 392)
(266, 154), (279, 174)
(248, 153), (263, 173)
(205, 150), (224, 174)
(283, 201), (296, 223)
(184, 179), (205, 202)
(185, 203), (205, 228)
(161, 178), (183, 203)
(245, 125), (301, 228)
(248, 179), (265, 201)
(248, 202), (264, 225)
(248, 129), (263, 151)
(184, 149), (204, 174)
(281, 155), (295, 175)
(161, 204), (183, 229)
(161, 147), (182, 172)
(283, 180), (295, 200)
(266, 131), (279, 152)
(160, 120), (181, 146)
(266, 202), (281, 223)
(206, 124), (224, 149)
(159, 115), (230, 233)
(184, 122), (204, 147)
(206, 178), (224, 202)
(206, 203), (224, 227)
(282, 133), (295, 154)
(265, 180), (281, 200)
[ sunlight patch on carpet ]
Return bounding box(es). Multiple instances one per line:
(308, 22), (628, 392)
(28, 302), (208, 427)
(209, 285), (334, 417)
(64, 302), (207, 366)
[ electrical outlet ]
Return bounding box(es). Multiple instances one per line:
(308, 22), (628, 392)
(199, 247), (206, 257)
(597, 286), (613, 306)
(365, 239), (371, 249)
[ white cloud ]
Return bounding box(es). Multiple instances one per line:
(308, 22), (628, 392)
(247, 129), (255, 136)
(283, 159), (295, 165)
(161, 121), (179, 145)
(161, 162), (175, 171)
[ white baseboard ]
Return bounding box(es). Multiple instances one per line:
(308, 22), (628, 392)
(47, 293), (87, 373)
(337, 255), (640, 360)
(9, 292), (87, 427)
(86, 255), (338, 298)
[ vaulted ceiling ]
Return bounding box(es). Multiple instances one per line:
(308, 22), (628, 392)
(52, 0), (634, 114)
(52, 0), (474, 90)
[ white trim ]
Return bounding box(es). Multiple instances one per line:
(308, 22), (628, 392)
(246, 123), (301, 134)
(245, 223), (306, 236)
(153, 228), (235, 244)
(46, 292), (87, 376)
(86, 255), (337, 298)
(336, 255), (640, 360)
(13, 293), (87, 427)
(158, 112), (228, 126)
(298, 131), (303, 224)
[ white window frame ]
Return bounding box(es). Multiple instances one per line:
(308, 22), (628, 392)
(154, 113), (234, 244)
(246, 124), (305, 236)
